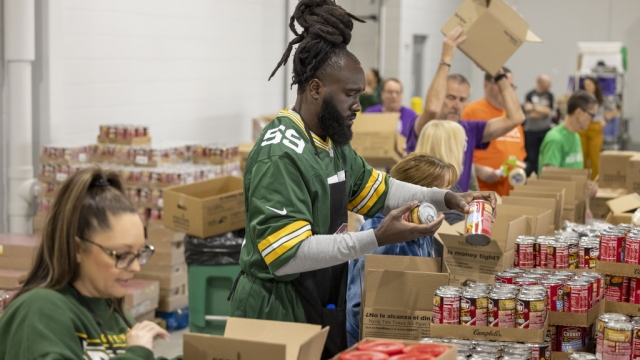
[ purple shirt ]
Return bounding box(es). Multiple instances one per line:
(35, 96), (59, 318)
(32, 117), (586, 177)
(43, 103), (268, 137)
(364, 105), (419, 153)
(458, 121), (489, 192)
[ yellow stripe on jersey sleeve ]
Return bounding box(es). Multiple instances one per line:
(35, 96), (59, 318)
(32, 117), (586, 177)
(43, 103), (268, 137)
(348, 169), (387, 215)
(258, 220), (313, 265)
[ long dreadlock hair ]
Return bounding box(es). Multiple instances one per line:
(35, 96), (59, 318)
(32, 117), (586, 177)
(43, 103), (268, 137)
(269, 0), (365, 94)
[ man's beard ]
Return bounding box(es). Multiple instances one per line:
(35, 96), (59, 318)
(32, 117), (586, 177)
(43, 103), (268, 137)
(318, 95), (354, 147)
(439, 109), (461, 122)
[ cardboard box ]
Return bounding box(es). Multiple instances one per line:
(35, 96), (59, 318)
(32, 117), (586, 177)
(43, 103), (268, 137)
(360, 255), (450, 341)
(526, 179), (579, 202)
(441, 0), (541, 74)
(604, 301), (640, 317)
(431, 317), (548, 343)
(145, 224), (185, 252)
(495, 204), (551, 238)
(252, 114), (279, 142)
(563, 199), (587, 225)
(548, 300), (604, 327)
(599, 151), (638, 189)
(350, 113), (405, 168)
(163, 176), (245, 238)
(595, 260), (640, 278)
(136, 268), (187, 290)
(158, 293), (189, 312)
(160, 281), (187, 298)
(0, 269), (28, 289)
(123, 279), (160, 318)
(627, 155), (640, 194)
(508, 190), (563, 229)
(332, 340), (457, 360)
(0, 257), (35, 271)
(183, 317), (328, 360)
(436, 216), (528, 286)
(605, 193), (640, 225)
(591, 188), (628, 219)
(551, 343), (594, 360)
(141, 263), (186, 278)
(146, 241), (184, 267)
(0, 234), (40, 259)
(501, 197), (558, 230)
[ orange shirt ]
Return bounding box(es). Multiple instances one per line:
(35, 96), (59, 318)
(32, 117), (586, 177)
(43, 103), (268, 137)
(462, 98), (526, 196)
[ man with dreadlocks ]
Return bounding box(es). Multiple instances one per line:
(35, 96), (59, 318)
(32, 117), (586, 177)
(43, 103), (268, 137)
(228, 1), (496, 357)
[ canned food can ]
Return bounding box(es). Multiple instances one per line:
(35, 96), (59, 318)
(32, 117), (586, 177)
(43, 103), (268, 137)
(596, 313), (630, 359)
(579, 241), (599, 269)
(516, 291), (546, 329)
(568, 353), (597, 360)
(564, 280), (591, 313)
(603, 321), (633, 359)
(433, 289), (460, 325)
(504, 268), (527, 275)
(99, 125), (109, 138)
(579, 272), (603, 304)
(540, 278), (565, 312)
(630, 278), (640, 305)
(495, 272), (518, 284)
(514, 277), (539, 286)
(516, 236), (536, 269)
(548, 325), (558, 352)
(402, 203), (438, 224)
(632, 319), (640, 360)
(600, 231), (626, 263)
(488, 291), (516, 328)
(108, 125), (116, 139)
(440, 286), (464, 294)
(460, 289), (488, 326)
(566, 239), (579, 269)
(467, 283), (493, 292)
(529, 269), (552, 277)
(522, 273), (545, 281)
(554, 271), (576, 279)
(548, 241), (569, 269)
(116, 125), (125, 139)
(558, 325), (586, 353)
(135, 126), (145, 138)
(464, 200), (493, 246)
(493, 284), (519, 293)
(527, 342), (550, 360)
(605, 275), (629, 303)
(535, 238), (550, 268)
(627, 233), (640, 265)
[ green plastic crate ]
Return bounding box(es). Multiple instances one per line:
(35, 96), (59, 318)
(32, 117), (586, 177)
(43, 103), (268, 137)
(188, 264), (241, 335)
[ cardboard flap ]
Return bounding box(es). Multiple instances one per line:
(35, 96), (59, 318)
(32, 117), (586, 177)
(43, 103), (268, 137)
(607, 193), (640, 214)
(364, 269), (446, 311)
(353, 112), (400, 132)
(496, 204), (551, 238)
(527, 179), (578, 202)
(364, 254), (443, 273)
(183, 333), (286, 360)
(493, 216), (528, 253)
(297, 327), (329, 360)
(526, 30), (542, 42)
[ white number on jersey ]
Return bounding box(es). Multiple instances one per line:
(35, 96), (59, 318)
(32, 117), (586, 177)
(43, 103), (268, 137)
(261, 126), (305, 154)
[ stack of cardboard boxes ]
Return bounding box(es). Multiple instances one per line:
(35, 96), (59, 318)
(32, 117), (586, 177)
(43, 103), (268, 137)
(0, 234), (40, 292)
(593, 151), (640, 224)
(124, 279), (160, 323)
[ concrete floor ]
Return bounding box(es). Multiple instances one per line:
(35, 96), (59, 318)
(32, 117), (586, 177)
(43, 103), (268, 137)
(154, 328), (188, 358)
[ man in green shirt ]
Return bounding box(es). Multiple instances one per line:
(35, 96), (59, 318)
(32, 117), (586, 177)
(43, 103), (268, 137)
(228, 1), (496, 359)
(539, 91), (598, 175)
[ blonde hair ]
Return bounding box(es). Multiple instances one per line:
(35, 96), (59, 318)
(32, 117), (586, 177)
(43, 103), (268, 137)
(390, 153), (458, 189)
(415, 120), (466, 176)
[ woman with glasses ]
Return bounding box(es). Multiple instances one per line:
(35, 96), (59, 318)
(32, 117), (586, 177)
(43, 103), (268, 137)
(0, 167), (181, 359)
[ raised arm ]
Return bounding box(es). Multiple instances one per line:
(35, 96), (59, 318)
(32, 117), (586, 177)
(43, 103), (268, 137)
(481, 70), (526, 143)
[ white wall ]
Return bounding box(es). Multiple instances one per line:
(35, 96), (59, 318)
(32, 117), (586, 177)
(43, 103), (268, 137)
(39, 0), (287, 146)
(0, 1), (6, 233)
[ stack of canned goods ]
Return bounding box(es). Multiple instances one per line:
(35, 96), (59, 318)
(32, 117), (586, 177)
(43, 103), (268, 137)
(98, 124), (149, 141)
(41, 145), (91, 164)
(551, 325), (593, 353)
(496, 268), (604, 313)
(599, 225), (640, 265)
(432, 282), (547, 329)
(593, 313), (640, 360)
(421, 338), (550, 359)
(192, 143), (240, 165)
(515, 235), (600, 270)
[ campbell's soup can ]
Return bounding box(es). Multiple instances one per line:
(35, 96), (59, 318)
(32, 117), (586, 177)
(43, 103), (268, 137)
(564, 280), (590, 314)
(603, 321), (633, 359)
(540, 278), (565, 312)
(516, 291), (546, 329)
(515, 236), (536, 269)
(626, 233), (640, 265)
(566, 239), (579, 269)
(514, 277), (539, 286)
(596, 313), (630, 359)
(630, 278), (640, 305)
(527, 342), (550, 360)
(488, 291), (516, 328)
(558, 326), (586, 353)
(579, 241), (599, 269)
(605, 275), (630, 303)
(580, 273), (604, 304)
(433, 288), (460, 325)
(535, 237), (552, 269)
(402, 203), (438, 224)
(548, 241), (569, 269)
(600, 231), (626, 263)
(504, 268), (527, 275)
(464, 200), (493, 246)
(495, 271), (518, 284)
(530, 269), (552, 277)
(460, 289), (488, 326)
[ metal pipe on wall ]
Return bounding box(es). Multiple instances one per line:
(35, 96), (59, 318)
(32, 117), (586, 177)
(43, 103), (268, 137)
(5, 0), (38, 234)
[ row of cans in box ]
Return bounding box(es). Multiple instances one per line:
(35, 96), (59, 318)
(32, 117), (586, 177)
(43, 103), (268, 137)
(593, 312), (640, 359)
(599, 225), (640, 264)
(40, 163), (96, 183)
(432, 282), (547, 329)
(115, 163), (240, 187)
(125, 188), (163, 208)
(41, 145), (90, 164)
(89, 144), (194, 166)
(602, 275), (640, 304)
(420, 338), (551, 360)
(192, 143), (240, 162)
(99, 124), (149, 140)
(515, 235), (599, 269)
(495, 268), (603, 312)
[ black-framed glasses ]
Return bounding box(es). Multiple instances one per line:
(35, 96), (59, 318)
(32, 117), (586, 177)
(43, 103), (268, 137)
(79, 238), (154, 269)
(585, 110), (597, 120)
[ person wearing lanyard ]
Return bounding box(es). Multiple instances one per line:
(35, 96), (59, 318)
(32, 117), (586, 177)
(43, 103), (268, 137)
(228, 1), (497, 359)
(0, 168), (180, 360)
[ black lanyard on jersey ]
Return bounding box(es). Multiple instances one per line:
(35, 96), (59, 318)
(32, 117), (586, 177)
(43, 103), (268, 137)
(71, 286), (131, 356)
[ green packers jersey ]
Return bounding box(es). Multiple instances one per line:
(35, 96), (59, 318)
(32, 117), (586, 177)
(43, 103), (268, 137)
(240, 108), (390, 281)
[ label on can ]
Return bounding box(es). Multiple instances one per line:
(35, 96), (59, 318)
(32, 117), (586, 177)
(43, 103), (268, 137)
(488, 295), (515, 328)
(495, 272), (518, 284)
(630, 278), (640, 305)
(559, 326), (585, 353)
(536, 242), (549, 269)
(603, 324), (633, 358)
(541, 279), (564, 312)
(579, 243), (599, 269)
(600, 233), (625, 263)
(460, 293), (488, 326)
(516, 242), (535, 269)
(605, 275), (630, 303)
(626, 236), (640, 265)
(549, 325), (558, 352)
(433, 292), (460, 325)
(528, 343), (550, 360)
(633, 326), (640, 360)
(548, 243), (569, 269)
(516, 295), (546, 329)
(465, 200), (493, 240)
(564, 281), (590, 313)
(568, 242), (579, 269)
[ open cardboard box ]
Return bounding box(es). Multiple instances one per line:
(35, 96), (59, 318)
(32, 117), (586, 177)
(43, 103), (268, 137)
(350, 113), (405, 169)
(360, 255), (450, 341)
(183, 317), (328, 360)
(436, 215), (528, 286)
(431, 316), (548, 343)
(599, 151), (639, 189)
(548, 300), (604, 327)
(332, 340), (457, 360)
(163, 176), (245, 238)
(509, 189), (563, 230)
(495, 204), (551, 237)
(605, 193), (640, 225)
(605, 301), (640, 317)
(441, 0), (541, 74)
(595, 260), (640, 278)
(627, 155), (640, 194)
(592, 188), (628, 220)
(502, 196), (557, 232)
